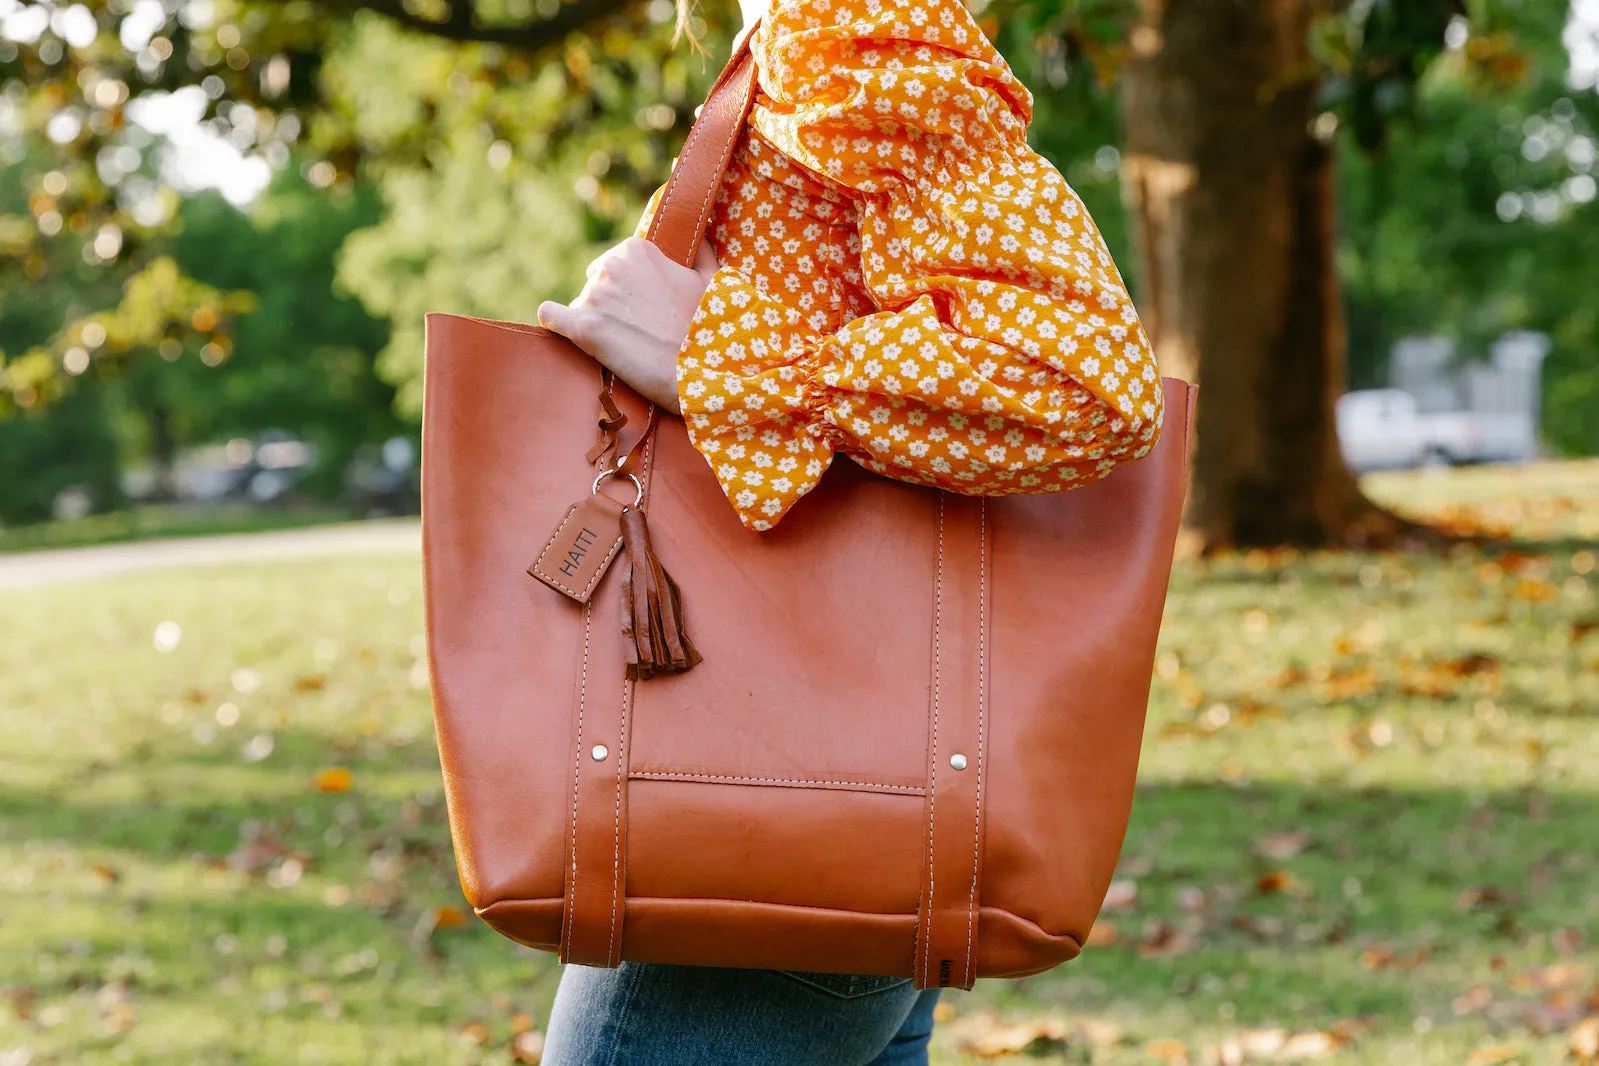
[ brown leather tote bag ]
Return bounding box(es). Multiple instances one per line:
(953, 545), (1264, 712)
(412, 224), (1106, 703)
(422, 33), (1197, 990)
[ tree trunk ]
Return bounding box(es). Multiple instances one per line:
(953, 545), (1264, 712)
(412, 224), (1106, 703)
(1120, 0), (1408, 551)
(148, 400), (179, 503)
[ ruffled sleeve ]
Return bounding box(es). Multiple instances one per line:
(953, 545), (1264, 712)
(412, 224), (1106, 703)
(674, 0), (1163, 531)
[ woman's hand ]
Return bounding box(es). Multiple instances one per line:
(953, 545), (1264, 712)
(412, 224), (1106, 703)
(537, 237), (720, 415)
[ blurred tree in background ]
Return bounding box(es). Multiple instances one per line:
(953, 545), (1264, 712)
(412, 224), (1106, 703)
(0, 0), (1594, 538)
(170, 169), (402, 495)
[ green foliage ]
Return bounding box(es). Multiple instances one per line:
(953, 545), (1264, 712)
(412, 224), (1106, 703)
(1339, 2), (1599, 454)
(337, 146), (588, 418)
(0, 385), (122, 524)
(171, 172), (403, 495)
(325, 12), (733, 412)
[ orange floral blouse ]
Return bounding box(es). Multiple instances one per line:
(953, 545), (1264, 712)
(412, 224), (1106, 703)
(637, 0), (1162, 532)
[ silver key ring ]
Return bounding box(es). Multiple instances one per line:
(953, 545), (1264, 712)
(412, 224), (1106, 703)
(592, 468), (644, 508)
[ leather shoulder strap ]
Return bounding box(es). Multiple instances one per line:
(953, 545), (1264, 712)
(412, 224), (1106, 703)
(644, 30), (760, 267)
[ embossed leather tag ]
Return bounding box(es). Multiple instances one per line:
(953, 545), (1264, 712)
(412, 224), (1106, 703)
(529, 493), (625, 603)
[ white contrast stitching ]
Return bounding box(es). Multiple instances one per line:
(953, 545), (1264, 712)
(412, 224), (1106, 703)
(608, 675), (629, 967)
(690, 53), (751, 254)
(629, 771), (924, 793)
(564, 598), (592, 962)
(603, 420), (656, 968)
(647, 54), (747, 266)
(606, 433), (656, 967)
(922, 494), (944, 988)
(964, 499), (987, 988)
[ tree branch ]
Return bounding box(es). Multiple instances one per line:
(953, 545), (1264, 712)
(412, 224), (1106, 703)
(311, 0), (633, 50)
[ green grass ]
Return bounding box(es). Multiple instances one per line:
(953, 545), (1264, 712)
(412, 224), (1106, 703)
(0, 504), (356, 555)
(1, 464), (1596, 1065)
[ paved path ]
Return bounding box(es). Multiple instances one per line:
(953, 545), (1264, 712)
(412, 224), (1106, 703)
(0, 520), (421, 590)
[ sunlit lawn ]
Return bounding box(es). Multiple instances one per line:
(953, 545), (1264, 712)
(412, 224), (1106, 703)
(1, 461), (1596, 1065)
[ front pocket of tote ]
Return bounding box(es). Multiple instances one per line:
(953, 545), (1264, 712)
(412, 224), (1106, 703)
(623, 778), (924, 915)
(626, 460), (939, 792)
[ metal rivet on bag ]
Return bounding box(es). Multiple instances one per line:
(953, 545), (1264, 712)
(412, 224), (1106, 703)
(950, 753), (968, 771)
(591, 744), (609, 762)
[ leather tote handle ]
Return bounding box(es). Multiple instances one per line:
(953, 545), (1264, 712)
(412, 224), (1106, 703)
(644, 28), (760, 267)
(585, 28), (759, 470)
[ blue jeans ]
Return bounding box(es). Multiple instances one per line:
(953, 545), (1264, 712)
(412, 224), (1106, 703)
(543, 963), (941, 1065)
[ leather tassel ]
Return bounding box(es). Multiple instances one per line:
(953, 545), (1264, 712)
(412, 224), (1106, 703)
(619, 506), (702, 680)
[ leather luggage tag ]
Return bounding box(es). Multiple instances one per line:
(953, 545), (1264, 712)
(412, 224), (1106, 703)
(529, 493), (626, 604)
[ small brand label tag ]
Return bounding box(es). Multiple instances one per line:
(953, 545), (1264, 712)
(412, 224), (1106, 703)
(529, 493), (625, 603)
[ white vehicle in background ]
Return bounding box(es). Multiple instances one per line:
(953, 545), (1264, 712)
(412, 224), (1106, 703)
(1338, 331), (1549, 473)
(1337, 389), (1425, 472)
(1337, 389), (1541, 473)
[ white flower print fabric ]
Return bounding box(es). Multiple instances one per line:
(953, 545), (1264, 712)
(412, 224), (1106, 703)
(637, 0), (1164, 531)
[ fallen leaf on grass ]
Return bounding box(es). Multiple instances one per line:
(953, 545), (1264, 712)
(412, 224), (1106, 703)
(1357, 943), (1432, 971)
(1235, 1029), (1288, 1057)
(1255, 831), (1309, 862)
(90, 862), (120, 884)
(1452, 984), (1493, 1015)
(1276, 1031), (1340, 1060)
(3, 986), (38, 1021)
(292, 674), (328, 692)
(1257, 871), (1309, 897)
(1393, 946), (1432, 971)
(1138, 920), (1197, 958)
(1327, 1019), (1373, 1043)
(1075, 1019), (1124, 1047)
(99, 1001), (135, 1035)
(1464, 1043), (1521, 1065)
(1572, 1018), (1599, 1063)
(415, 906), (472, 940)
(1510, 578), (1558, 604)
(456, 1021), (490, 1046)
(1519, 998), (1586, 1035)
(1321, 668), (1380, 702)
(1087, 920), (1120, 947)
(1219, 1027), (1350, 1061)
(1440, 652), (1501, 677)
(226, 839), (287, 874)
(314, 767), (353, 793)
(1553, 927), (1586, 955)
(1231, 914), (1285, 939)
(1103, 879), (1138, 911)
(1358, 945), (1392, 970)
(952, 1014), (1068, 1058)
(511, 1030), (545, 1063)
(1516, 962), (1592, 991)
(1143, 1037), (1190, 1064)
(1456, 886), (1517, 910)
